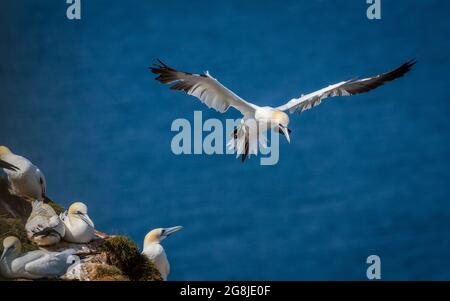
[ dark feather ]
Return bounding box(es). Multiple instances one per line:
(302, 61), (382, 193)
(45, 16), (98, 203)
(343, 59), (417, 95)
(32, 227), (62, 239)
(150, 59), (206, 87)
(241, 134), (249, 163)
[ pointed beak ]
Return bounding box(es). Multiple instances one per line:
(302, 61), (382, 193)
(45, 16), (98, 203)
(0, 159), (20, 172)
(162, 226), (183, 238)
(0, 247), (11, 261)
(80, 214), (95, 228)
(279, 126), (291, 143)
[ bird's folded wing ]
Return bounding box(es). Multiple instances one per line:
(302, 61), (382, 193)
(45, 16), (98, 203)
(276, 59), (416, 114)
(24, 252), (71, 277)
(26, 215), (47, 235)
(48, 215), (61, 229)
(151, 60), (258, 115)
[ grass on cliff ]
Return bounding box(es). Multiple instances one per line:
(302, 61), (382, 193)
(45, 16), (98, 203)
(0, 216), (39, 281)
(0, 176), (161, 282)
(99, 236), (162, 281)
(0, 216), (37, 252)
(88, 263), (129, 281)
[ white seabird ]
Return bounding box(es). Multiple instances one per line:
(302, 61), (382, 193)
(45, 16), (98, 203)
(142, 226), (183, 281)
(60, 202), (95, 243)
(0, 236), (77, 279)
(25, 201), (65, 246)
(151, 59), (416, 161)
(0, 146), (51, 201)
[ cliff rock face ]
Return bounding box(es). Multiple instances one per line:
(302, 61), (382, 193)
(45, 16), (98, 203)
(0, 176), (162, 281)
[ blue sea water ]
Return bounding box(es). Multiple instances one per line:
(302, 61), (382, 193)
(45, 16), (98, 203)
(1, 0), (450, 280)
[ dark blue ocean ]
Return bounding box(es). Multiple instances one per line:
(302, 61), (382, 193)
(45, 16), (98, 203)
(1, 0), (449, 280)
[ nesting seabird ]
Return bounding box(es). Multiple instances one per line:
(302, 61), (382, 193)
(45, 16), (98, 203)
(25, 201), (65, 246)
(60, 202), (95, 243)
(0, 236), (77, 279)
(0, 146), (52, 201)
(142, 226), (183, 281)
(151, 59), (416, 161)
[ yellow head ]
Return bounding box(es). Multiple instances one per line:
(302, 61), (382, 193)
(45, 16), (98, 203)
(0, 146), (12, 158)
(272, 111), (291, 143)
(1, 236), (21, 261)
(68, 202), (94, 228)
(272, 111), (290, 127)
(144, 228), (164, 245)
(144, 226), (183, 246)
(68, 202), (88, 215)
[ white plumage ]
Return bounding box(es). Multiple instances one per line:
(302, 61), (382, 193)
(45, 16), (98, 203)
(151, 59), (416, 161)
(0, 236), (76, 279)
(0, 146), (50, 201)
(143, 243), (169, 280)
(60, 202), (95, 244)
(26, 201), (65, 246)
(142, 226), (182, 281)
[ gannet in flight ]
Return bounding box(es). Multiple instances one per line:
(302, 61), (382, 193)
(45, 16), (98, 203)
(142, 226), (183, 281)
(60, 202), (95, 243)
(0, 146), (52, 201)
(25, 201), (66, 246)
(151, 59), (416, 161)
(0, 236), (76, 279)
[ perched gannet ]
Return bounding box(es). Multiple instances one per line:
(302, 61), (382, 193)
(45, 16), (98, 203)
(142, 226), (183, 281)
(25, 201), (65, 246)
(0, 236), (77, 279)
(60, 202), (95, 243)
(0, 146), (51, 201)
(151, 59), (416, 161)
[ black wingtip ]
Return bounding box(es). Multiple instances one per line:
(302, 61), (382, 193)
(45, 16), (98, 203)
(401, 59), (417, 72)
(407, 58), (417, 65)
(155, 58), (169, 68)
(149, 58), (167, 71)
(157, 58), (166, 66)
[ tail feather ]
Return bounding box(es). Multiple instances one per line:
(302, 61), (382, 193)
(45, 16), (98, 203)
(227, 124), (261, 162)
(241, 137), (249, 163)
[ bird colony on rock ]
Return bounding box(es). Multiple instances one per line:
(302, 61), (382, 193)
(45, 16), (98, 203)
(0, 146), (182, 280)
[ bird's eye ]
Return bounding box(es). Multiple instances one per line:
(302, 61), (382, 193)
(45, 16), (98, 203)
(67, 255), (79, 265)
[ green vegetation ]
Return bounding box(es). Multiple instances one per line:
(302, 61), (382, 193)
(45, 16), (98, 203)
(98, 236), (162, 281)
(47, 201), (65, 215)
(0, 217), (37, 252)
(0, 176), (162, 282)
(0, 216), (38, 281)
(89, 264), (129, 281)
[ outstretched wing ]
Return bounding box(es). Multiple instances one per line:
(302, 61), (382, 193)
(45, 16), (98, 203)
(151, 60), (258, 115)
(276, 60), (416, 114)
